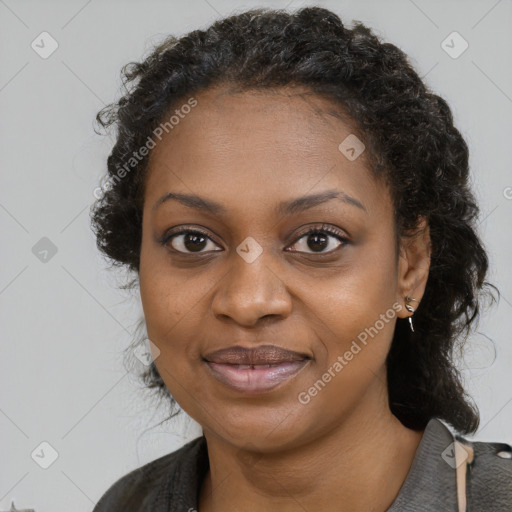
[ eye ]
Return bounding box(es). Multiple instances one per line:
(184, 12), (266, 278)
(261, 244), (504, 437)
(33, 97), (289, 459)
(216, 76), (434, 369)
(160, 228), (222, 254)
(286, 224), (348, 254)
(160, 224), (348, 255)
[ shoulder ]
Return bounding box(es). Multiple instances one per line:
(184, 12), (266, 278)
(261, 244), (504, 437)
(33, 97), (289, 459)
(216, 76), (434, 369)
(459, 435), (512, 508)
(92, 435), (206, 512)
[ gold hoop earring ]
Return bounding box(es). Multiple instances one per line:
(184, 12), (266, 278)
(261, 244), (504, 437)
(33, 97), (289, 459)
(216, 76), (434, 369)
(405, 296), (418, 333)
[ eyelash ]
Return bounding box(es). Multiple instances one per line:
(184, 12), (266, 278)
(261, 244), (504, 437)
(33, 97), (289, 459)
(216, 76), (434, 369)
(159, 223), (349, 255)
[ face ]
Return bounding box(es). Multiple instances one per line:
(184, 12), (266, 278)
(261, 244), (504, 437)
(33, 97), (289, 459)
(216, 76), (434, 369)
(139, 86), (424, 451)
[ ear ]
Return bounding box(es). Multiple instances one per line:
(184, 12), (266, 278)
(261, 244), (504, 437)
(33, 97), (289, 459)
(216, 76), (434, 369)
(396, 216), (431, 319)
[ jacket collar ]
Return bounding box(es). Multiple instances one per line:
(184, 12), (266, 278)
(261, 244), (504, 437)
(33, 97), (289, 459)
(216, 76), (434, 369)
(387, 418), (459, 510)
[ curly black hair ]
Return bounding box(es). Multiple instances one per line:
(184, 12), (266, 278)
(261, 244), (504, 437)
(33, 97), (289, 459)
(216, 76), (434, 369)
(90, 6), (498, 435)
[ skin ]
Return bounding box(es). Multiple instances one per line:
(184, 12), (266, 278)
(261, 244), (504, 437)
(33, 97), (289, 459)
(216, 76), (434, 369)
(138, 85), (431, 512)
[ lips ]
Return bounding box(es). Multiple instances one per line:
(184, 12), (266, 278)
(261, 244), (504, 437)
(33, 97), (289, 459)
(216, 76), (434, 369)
(203, 344), (310, 366)
(202, 345), (312, 394)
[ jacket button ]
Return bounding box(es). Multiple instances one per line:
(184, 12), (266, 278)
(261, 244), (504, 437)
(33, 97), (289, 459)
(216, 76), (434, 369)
(496, 451), (512, 459)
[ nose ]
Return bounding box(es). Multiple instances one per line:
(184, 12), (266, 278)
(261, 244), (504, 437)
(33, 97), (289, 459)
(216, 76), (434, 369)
(211, 251), (292, 327)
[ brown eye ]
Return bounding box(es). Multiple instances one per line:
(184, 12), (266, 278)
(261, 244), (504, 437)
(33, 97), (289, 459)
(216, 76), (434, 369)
(162, 229), (222, 254)
(287, 226), (348, 254)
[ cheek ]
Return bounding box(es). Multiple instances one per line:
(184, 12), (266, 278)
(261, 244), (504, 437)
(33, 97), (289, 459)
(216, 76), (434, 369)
(139, 249), (200, 378)
(138, 227), (223, 409)
(139, 268), (207, 410)
(295, 283), (399, 428)
(303, 235), (399, 374)
(139, 229), (198, 337)
(309, 238), (397, 326)
(139, 270), (199, 353)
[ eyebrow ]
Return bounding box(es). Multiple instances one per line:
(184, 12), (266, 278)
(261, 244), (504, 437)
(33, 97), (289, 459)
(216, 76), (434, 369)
(152, 189), (367, 215)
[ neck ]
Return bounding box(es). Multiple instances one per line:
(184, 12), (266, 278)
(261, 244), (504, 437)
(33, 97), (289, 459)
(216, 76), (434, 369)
(198, 385), (424, 512)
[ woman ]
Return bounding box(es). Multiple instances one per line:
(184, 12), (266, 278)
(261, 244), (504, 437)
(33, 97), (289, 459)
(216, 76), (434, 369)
(90, 6), (512, 511)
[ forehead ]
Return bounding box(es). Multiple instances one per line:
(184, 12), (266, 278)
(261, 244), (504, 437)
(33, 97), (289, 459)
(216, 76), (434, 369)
(144, 86), (386, 217)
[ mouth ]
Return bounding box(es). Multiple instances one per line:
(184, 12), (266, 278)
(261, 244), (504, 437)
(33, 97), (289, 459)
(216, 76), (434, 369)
(202, 345), (312, 394)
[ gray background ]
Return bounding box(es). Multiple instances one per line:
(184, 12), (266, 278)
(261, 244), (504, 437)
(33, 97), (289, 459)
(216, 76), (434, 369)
(1, 0), (511, 510)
